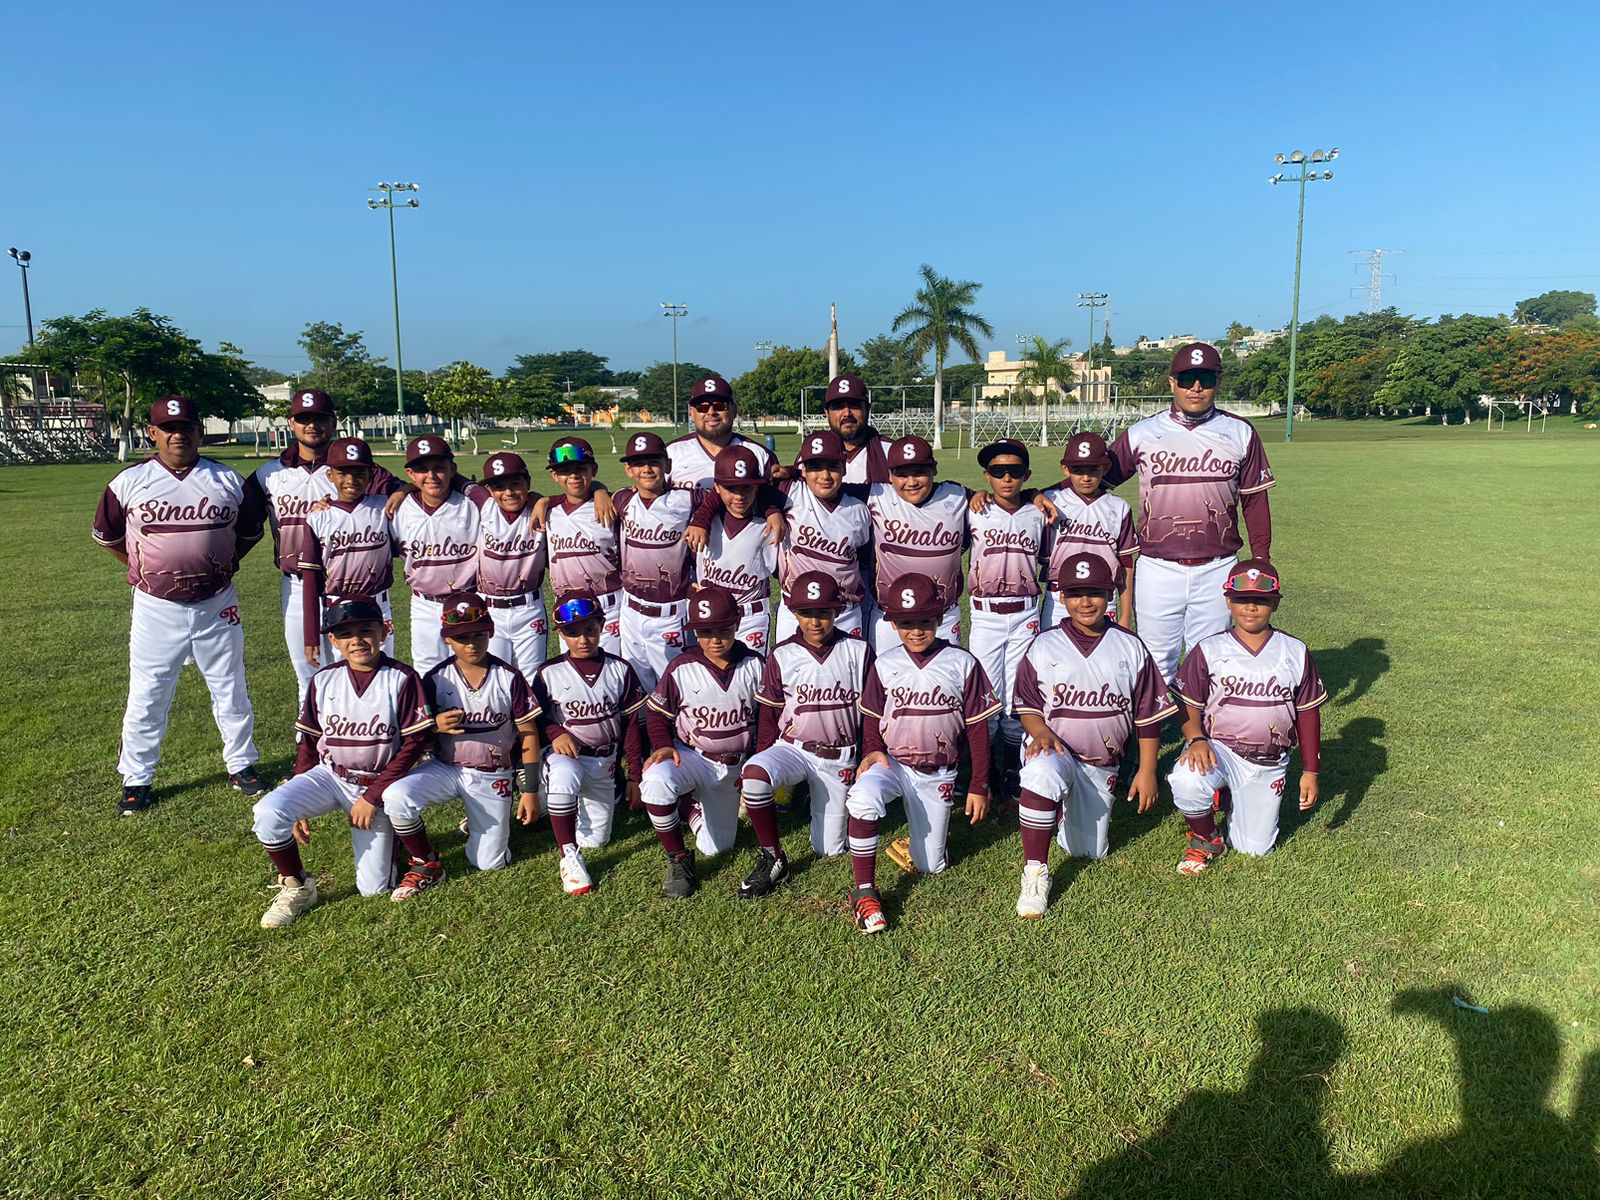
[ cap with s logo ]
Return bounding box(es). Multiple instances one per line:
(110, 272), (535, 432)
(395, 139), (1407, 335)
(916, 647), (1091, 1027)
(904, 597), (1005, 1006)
(290, 389), (336, 417)
(797, 429), (846, 463)
(686, 585), (739, 631)
(1061, 431), (1109, 467)
(691, 375), (734, 402)
(784, 570), (844, 612)
(619, 431), (668, 462)
(326, 437), (374, 467)
(825, 374), (868, 405)
(888, 435), (936, 470)
(713, 445), (762, 485)
(405, 435), (455, 467)
(1057, 553), (1116, 594)
(887, 572), (944, 620)
(1170, 342), (1223, 375)
(484, 451), (529, 480)
(150, 394), (200, 426)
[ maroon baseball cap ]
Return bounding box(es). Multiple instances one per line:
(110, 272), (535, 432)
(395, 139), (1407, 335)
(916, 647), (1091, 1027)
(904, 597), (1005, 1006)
(321, 595), (385, 635)
(1058, 553), (1117, 594)
(440, 590), (494, 638)
(885, 572), (945, 621)
(691, 375), (734, 403)
(797, 429), (846, 464)
(289, 388), (336, 418)
(620, 431), (669, 461)
(483, 451), (529, 481)
(326, 437), (374, 467)
(713, 445), (762, 485)
(1062, 431), (1110, 467)
(785, 571), (846, 612)
(825, 375), (868, 405)
(150, 395), (200, 426)
(1170, 342), (1223, 375)
(405, 435), (454, 466)
(1224, 558), (1283, 599)
(888, 435), (936, 471)
(548, 437), (596, 467)
(687, 585), (740, 631)
(553, 590), (605, 627)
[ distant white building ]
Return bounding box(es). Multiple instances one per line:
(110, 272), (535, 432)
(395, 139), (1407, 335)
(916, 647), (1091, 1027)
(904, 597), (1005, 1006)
(1135, 334), (1201, 352)
(979, 350), (1112, 403)
(1232, 328), (1288, 359)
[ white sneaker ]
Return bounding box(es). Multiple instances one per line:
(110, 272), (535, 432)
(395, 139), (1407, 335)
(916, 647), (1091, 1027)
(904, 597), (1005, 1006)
(559, 847), (593, 896)
(261, 874), (319, 929)
(1016, 862), (1051, 919)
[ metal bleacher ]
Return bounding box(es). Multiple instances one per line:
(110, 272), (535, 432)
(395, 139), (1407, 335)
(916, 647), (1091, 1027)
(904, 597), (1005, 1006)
(0, 402), (117, 465)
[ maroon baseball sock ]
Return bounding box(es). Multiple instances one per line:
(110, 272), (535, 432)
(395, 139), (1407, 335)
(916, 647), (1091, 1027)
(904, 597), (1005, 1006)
(265, 843), (304, 882)
(394, 824), (437, 865)
(1184, 811), (1218, 840)
(745, 802), (782, 852)
(646, 804), (687, 857)
(848, 815), (879, 888)
(1017, 789), (1058, 865)
(548, 809), (578, 851)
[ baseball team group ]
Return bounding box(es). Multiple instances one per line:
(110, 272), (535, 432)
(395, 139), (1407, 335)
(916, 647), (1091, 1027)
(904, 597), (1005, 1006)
(92, 340), (1327, 934)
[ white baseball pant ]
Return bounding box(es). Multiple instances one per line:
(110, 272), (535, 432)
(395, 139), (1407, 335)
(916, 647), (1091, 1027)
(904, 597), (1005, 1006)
(251, 764), (395, 897)
(382, 758), (517, 871)
(542, 750), (621, 849)
(1040, 587), (1119, 631)
(845, 756), (957, 874)
(409, 594), (448, 673)
(741, 740), (856, 857)
(1133, 555), (1235, 683)
(1018, 747), (1120, 859)
(121, 584), (258, 787)
(870, 602), (961, 657)
(281, 574), (325, 696)
(324, 590), (394, 664)
(619, 596), (688, 693)
(640, 745), (742, 856)
(595, 590), (623, 657)
(968, 598), (1041, 749)
(773, 599), (865, 645)
(488, 594), (549, 681)
(735, 597), (772, 655)
(1169, 739), (1288, 857)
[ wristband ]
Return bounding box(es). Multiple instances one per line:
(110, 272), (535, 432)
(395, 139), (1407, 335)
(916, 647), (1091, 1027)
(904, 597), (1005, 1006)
(1184, 736), (1210, 749)
(515, 764), (538, 793)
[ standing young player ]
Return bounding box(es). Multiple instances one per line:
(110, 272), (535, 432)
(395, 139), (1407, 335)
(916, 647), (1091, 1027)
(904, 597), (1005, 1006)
(250, 597), (434, 927)
(691, 446), (780, 654)
(389, 435), (482, 672)
(1010, 554), (1174, 918)
(737, 572), (874, 898)
(666, 374), (774, 487)
(965, 439), (1049, 808)
(246, 388), (398, 695)
(299, 437), (396, 666)
(1168, 561), (1326, 874)
(534, 592), (649, 895)
(844, 573), (999, 934)
(1105, 342), (1275, 681)
(93, 394), (268, 813)
(544, 437), (624, 655)
(381, 592), (542, 892)
(864, 436), (971, 656)
(774, 430), (874, 642)
(475, 451), (550, 681)
(1040, 431), (1137, 630)
(615, 432), (699, 694)
(640, 586), (765, 899)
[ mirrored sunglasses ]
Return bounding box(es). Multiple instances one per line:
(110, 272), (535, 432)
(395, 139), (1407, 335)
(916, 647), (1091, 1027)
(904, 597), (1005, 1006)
(550, 444), (592, 465)
(1226, 571), (1279, 595)
(442, 605), (488, 626)
(555, 597), (601, 624)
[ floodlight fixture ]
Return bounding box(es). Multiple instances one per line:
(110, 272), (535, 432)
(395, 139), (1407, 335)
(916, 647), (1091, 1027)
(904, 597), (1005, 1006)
(1290, 150), (1306, 163)
(1274, 153), (1286, 164)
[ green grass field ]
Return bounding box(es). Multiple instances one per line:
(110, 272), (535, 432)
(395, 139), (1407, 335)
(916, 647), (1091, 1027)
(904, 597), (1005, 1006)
(1, 419), (1596, 1198)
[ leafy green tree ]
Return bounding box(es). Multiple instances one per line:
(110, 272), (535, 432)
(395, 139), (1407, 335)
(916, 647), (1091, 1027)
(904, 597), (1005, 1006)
(733, 345), (858, 420)
(941, 362), (987, 406)
(854, 334), (924, 389)
(503, 372), (567, 423)
(571, 385), (615, 426)
(612, 369), (643, 386)
(1225, 321), (1255, 344)
(427, 361), (502, 446)
(892, 264), (995, 447)
(1013, 336), (1076, 413)
(635, 360), (717, 424)
(505, 349), (613, 389)
(297, 322), (387, 417)
(1374, 314), (1507, 418)
(1513, 290), (1596, 328)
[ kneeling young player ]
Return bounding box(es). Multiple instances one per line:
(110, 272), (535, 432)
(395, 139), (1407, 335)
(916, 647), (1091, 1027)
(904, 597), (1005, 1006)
(1010, 554), (1174, 918)
(533, 591), (649, 896)
(640, 586), (764, 899)
(844, 573), (999, 934)
(381, 592), (542, 898)
(1168, 560), (1327, 874)
(737, 572), (874, 899)
(251, 598), (434, 928)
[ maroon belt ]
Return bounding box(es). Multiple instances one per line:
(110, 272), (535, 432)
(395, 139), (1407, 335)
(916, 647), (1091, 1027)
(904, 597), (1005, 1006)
(903, 762), (953, 775)
(1170, 557), (1216, 568)
(627, 597), (665, 617)
(787, 739), (851, 761)
(416, 591), (455, 603)
(699, 750), (744, 766)
(971, 597), (1031, 615)
(331, 763), (381, 785)
(486, 594), (531, 609)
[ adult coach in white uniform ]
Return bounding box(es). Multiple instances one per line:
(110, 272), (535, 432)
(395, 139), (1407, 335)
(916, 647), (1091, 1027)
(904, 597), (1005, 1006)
(93, 394), (268, 814)
(666, 374), (774, 487)
(246, 388), (396, 696)
(1104, 342), (1275, 682)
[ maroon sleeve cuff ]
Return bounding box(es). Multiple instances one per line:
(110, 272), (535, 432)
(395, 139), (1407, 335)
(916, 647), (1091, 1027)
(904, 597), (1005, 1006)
(863, 720), (886, 757)
(1242, 489), (1272, 561)
(365, 730), (431, 807)
(966, 723), (992, 795)
(293, 736), (318, 775)
(623, 718), (645, 779)
(756, 704), (779, 752)
(301, 570), (323, 637)
(646, 708), (676, 750)
(688, 490), (722, 532)
(1296, 707), (1321, 773)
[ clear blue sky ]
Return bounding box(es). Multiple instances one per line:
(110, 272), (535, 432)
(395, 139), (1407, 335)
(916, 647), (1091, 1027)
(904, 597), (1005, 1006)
(6, 1), (1598, 378)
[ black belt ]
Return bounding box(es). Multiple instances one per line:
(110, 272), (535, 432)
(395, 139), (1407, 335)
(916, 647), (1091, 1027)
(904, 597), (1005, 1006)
(486, 594), (531, 609)
(904, 762), (953, 775)
(699, 750), (744, 766)
(577, 743), (616, 758)
(787, 739), (851, 761)
(416, 591), (455, 603)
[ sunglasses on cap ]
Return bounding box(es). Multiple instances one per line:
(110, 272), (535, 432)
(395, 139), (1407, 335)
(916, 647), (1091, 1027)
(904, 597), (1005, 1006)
(551, 444), (595, 466)
(692, 399), (730, 413)
(555, 596), (601, 625)
(1175, 369), (1219, 390)
(984, 463), (1028, 480)
(1226, 570), (1280, 595)
(442, 603), (488, 626)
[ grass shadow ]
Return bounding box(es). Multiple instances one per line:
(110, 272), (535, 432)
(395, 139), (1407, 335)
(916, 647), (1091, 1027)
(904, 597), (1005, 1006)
(1314, 637), (1391, 705)
(1281, 715), (1388, 844)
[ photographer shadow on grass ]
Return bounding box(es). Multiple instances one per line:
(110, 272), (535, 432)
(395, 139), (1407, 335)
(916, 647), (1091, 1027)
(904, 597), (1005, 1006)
(1314, 637), (1391, 706)
(1281, 715), (1388, 845)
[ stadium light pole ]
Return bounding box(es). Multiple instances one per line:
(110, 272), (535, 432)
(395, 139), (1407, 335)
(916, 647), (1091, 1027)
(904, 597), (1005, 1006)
(754, 339), (773, 361)
(661, 303), (688, 428)
(7, 248), (34, 347)
(367, 182), (420, 433)
(1077, 292), (1107, 407)
(1270, 148), (1337, 443)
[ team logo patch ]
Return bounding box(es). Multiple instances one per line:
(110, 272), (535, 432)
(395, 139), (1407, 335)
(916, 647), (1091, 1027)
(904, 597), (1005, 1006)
(492, 778), (512, 797)
(529, 618), (546, 636)
(220, 605), (241, 626)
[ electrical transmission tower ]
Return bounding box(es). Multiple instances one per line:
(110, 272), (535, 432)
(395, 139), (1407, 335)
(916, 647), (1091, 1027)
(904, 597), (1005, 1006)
(1350, 249), (1402, 312)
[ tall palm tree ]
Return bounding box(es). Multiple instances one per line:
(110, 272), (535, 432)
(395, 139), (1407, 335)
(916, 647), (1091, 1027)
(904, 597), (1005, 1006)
(892, 264), (995, 448)
(1014, 334), (1076, 444)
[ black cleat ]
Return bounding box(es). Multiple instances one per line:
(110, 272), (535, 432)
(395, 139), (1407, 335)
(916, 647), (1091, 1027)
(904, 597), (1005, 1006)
(229, 766), (267, 797)
(737, 848), (791, 900)
(118, 784), (153, 816)
(662, 849), (699, 900)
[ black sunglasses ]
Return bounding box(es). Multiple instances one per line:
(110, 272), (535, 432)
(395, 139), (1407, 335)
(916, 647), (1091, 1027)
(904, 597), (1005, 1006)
(692, 400), (730, 413)
(985, 463), (1028, 480)
(1175, 370), (1219, 390)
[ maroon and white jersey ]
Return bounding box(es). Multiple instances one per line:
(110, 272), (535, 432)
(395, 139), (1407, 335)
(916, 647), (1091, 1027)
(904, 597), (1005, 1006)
(301, 497), (395, 599)
(1107, 409), (1274, 562)
(648, 645), (764, 757)
(966, 499), (1048, 599)
(1013, 624), (1175, 766)
(533, 652), (646, 750)
(1176, 629), (1326, 766)
(248, 447), (396, 575)
(860, 643), (999, 769)
(866, 481), (970, 611)
(779, 483), (873, 605)
(390, 488), (481, 598)
(475, 496), (547, 598)
(840, 434), (894, 485)
(696, 514), (777, 605)
(667, 432), (773, 489)
(93, 456), (262, 604)
(296, 656), (433, 775)
(423, 655), (539, 771)
(757, 633), (874, 747)
(546, 496), (621, 598)
(1040, 486), (1136, 587)
(617, 488), (700, 602)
